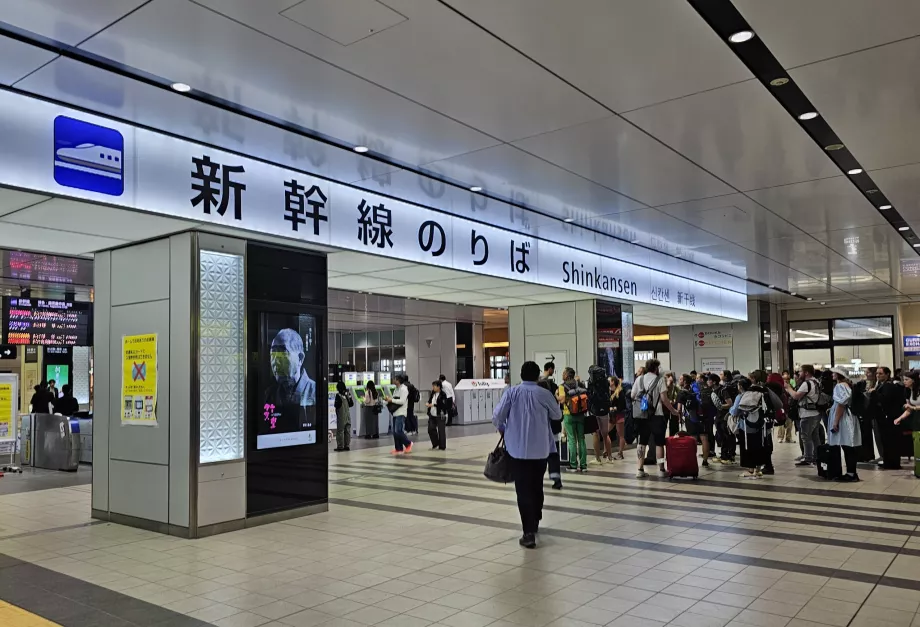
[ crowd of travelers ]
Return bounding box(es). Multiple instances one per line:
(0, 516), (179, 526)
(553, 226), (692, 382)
(493, 359), (920, 548)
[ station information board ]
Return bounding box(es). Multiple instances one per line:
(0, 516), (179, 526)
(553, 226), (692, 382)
(1, 297), (92, 346)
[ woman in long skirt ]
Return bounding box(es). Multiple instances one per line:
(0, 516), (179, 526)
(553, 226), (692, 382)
(827, 367), (862, 482)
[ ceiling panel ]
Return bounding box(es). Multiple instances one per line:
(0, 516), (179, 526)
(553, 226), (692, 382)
(623, 80), (841, 191)
(368, 265), (470, 283)
(367, 284), (457, 298)
(871, 163), (920, 222)
(736, 0), (920, 69)
(444, 0), (752, 113)
(0, 0), (149, 45)
(655, 194), (800, 243)
(327, 276), (402, 291)
(328, 252), (415, 273)
(72, 0), (498, 167)
(790, 36), (920, 171)
(1, 198), (195, 240)
(513, 116), (734, 207)
(0, 222), (125, 255)
(0, 187), (49, 217)
(0, 35), (56, 85)
(745, 176), (885, 235)
(194, 0), (610, 142)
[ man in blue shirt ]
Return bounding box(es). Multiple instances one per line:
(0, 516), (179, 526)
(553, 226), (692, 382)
(493, 361), (562, 548)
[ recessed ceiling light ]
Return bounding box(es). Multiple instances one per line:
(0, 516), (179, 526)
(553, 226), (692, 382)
(728, 30), (755, 43)
(847, 168), (863, 175)
(769, 77), (789, 87)
(806, 297), (813, 301)
(768, 285), (775, 289)
(469, 186), (482, 192)
(914, 244), (920, 248)
(564, 218), (575, 223)
(880, 205), (892, 210)
(791, 292), (797, 296)
(824, 143), (845, 151)
(170, 82), (192, 93)
(797, 112), (818, 120)
(899, 226), (910, 231)
(866, 188), (879, 194)
(820, 301), (826, 305)
(353, 145), (369, 153)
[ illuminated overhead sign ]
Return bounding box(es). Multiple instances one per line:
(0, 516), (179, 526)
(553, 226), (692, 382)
(0, 90), (747, 319)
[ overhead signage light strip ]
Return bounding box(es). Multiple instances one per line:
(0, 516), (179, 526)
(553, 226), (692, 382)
(688, 0), (919, 264)
(0, 88), (747, 319)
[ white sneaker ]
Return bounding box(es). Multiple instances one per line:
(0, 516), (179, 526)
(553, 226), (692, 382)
(636, 469), (649, 479)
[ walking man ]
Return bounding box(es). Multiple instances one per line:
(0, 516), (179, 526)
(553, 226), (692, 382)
(493, 361), (561, 549)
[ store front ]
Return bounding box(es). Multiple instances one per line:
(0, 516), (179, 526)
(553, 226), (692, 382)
(788, 316), (895, 376)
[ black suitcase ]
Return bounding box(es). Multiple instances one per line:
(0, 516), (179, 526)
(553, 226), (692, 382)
(817, 444), (841, 480)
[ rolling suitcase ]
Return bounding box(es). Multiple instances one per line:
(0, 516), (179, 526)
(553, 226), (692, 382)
(817, 444), (841, 480)
(665, 435), (698, 479)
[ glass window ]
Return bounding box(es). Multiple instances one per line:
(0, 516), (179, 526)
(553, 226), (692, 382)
(354, 332), (367, 348)
(833, 317), (893, 341)
(379, 330), (393, 346)
(342, 333), (353, 348)
(354, 347), (367, 371)
(791, 348), (832, 372)
(368, 346), (380, 372)
(833, 344), (894, 375)
(366, 331), (379, 348)
(393, 329), (405, 346)
(393, 344), (406, 375)
(789, 320), (830, 342)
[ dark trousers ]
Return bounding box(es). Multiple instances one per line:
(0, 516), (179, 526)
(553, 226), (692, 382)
(880, 418), (902, 469)
(427, 415), (446, 450)
(510, 457), (547, 535)
(547, 451), (561, 481)
(841, 445), (858, 475)
(717, 420), (736, 461)
(406, 412), (418, 433)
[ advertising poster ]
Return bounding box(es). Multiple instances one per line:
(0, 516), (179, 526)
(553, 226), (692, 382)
(257, 313), (319, 449)
(46, 364), (70, 388)
(121, 333), (158, 426)
(0, 381), (14, 439)
(695, 329), (733, 348)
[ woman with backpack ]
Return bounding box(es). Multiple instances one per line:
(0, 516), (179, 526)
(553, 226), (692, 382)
(731, 377), (767, 479)
(609, 376), (627, 460)
(334, 381), (354, 452)
(557, 367), (589, 473)
(828, 367), (862, 482)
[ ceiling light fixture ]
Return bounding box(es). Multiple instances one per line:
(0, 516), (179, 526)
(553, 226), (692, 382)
(728, 30), (755, 43)
(170, 82), (192, 93)
(806, 297), (813, 301)
(899, 226), (910, 231)
(797, 111), (818, 120)
(469, 186), (482, 192)
(914, 243), (920, 248)
(769, 77), (789, 87)
(880, 204), (892, 210)
(564, 218), (575, 223)
(847, 168), (863, 175)
(824, 143), (845, 151)
(353, 145), (369, 153)
(866, 188), (879, 194)
(768, 284), (775, 288)
(820, 301), (827, 305)
(791, 292), (797, 296)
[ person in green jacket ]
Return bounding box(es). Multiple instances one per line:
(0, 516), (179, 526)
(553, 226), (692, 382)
(557, 368), (589, 473)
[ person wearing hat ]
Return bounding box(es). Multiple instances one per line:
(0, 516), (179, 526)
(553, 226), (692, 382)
(828, 367), (862, 481)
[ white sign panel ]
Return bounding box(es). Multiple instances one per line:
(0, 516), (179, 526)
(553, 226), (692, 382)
(700, 358), (728, 374)
(0, 90), (748, 319)
(532, 351), (569, 377)
(694, 329), (733, 348)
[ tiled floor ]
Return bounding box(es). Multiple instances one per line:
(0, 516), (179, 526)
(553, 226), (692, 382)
(0, 431), (919, 627)
(0, 600), (62, 626)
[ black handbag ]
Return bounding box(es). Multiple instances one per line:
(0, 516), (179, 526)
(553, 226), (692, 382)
(584, 414), (599, 434)
(483, 436), (513, 483)
(386, 402), (400, 415)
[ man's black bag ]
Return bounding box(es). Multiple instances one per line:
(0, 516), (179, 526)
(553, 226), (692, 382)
(484, 436), (513, 483)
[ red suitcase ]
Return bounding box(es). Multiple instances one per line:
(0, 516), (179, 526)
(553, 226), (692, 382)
(665, 435), (699, 480)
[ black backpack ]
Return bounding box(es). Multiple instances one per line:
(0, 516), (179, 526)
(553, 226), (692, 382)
(621, 382), (636, 444)
(587, 366), (610, 417)
(408, 383), (421, 404)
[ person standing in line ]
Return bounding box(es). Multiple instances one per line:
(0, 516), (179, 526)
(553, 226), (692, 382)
(55, 384), (80, 416)
(828, 367), (861, 482)
(538, 363), (563, 490)
(493, 361), (561, 549)
(557, 367), (589, 473)
(426, 380), (448, 450)
(712, 373), (737, 464)
(363, 380), (380, 439)
(333, 381), (353, 452)
(609, 376), (627, 460)
(786, 365), (822, 467)
(385, 375), (414, 455)
(29, 382), (55, 414)
(439, 374), (456, 426)
(874, 367), (904, 470)
(665, 372), (681, 437)
(678, 373), (709, 468)
(631, 359), (679, 478)
(404, 377), (420, 435)
(48, 380), (59, 399)
(894, 370), (920, 478)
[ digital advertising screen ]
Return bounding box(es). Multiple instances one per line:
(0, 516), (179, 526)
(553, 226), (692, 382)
(46, 364), (70, 387)
(257, 312), (319, 450)
(2, 297), (92, 346)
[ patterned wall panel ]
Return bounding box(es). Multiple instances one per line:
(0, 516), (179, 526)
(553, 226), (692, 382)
(72, 345), (91, 405)
(199, 251), (244, 463)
